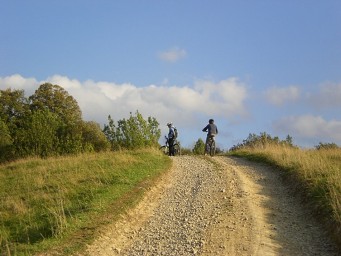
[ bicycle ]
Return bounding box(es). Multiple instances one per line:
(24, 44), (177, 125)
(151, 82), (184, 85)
(205, 134), (216, 156)
(159, 136), (181, 156)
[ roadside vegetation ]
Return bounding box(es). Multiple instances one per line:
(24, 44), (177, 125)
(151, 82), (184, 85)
(229, 132), (341, 248)
(0, 85), (160, 163)
(0, 149), (171, 255)
(0, 83), (169, 255)
(2, 83), (340, 253)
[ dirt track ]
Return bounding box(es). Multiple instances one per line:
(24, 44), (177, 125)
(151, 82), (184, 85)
(85, 156), (339, 255)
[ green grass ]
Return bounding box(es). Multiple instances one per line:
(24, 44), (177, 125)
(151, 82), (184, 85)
(0, 148), (171, 255)
(229, 146), (341, 247)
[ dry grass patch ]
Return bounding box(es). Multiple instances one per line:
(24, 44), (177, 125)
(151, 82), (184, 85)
(0, 149), (171, 255)
(230, 146), (341, 248)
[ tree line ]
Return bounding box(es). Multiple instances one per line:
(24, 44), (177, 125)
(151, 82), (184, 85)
(0, 83), (161, 163)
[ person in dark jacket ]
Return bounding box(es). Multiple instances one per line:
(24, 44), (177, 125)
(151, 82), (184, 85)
(167, 122), (176, 156)
(202, 119), (218, 154)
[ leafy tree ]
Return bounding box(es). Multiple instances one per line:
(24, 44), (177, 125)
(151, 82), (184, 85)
(192, 138), (205, 155)
(81, 121), (110, 152)
(29, 83), (82, 124)
(15, 110), (61, 157)
(0, 118), (13, 161)
(103, 111), (161, 150)
(29, 83), (83, 154)
(0, 88), (30, 131)
(0, 89), (30, 160)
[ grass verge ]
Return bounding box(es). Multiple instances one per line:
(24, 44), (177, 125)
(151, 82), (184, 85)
(0, 148), (171, 255)
(229, 146), (341, 249)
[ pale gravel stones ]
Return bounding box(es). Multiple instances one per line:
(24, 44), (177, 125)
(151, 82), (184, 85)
(85, 156), (339, 256)
(121, 156), (228, 256)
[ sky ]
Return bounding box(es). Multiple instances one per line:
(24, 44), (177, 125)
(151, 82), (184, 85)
(1, 0), (341, 150)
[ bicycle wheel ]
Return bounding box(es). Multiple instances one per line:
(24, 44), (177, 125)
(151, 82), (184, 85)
(209, 140), (216, 156)
(173, 143), (181, 156)
(159, 146), (169, 155)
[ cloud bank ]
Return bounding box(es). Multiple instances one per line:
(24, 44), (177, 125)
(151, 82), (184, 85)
(0, 74), (248, 146)
(1, 74), (340, 147)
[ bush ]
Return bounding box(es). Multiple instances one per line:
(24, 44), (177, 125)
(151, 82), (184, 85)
(192, 138), (205, 155)
(103, 111), (161, 150)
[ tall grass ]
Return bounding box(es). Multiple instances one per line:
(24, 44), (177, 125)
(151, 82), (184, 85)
(0, 148), (171, 255)
(230, 145), (341, 247)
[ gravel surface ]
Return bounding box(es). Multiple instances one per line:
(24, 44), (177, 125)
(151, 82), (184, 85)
(85, 155), (339, 256)
(121, 156), (225, 255)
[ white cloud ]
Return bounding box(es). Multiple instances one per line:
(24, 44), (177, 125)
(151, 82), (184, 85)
(0, 74), (39, 96)
(194, 78), (248, 116)
(46, 75), (82, 90)
(308, 82), (341, 108)
(273, 115), (341, 143)
(264, 85), (300, 106)
(0, 74), (249, 146)
(158, 47), (187, 63)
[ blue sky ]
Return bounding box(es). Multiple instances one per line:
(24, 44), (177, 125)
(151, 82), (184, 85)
(1, 0), (341, 149)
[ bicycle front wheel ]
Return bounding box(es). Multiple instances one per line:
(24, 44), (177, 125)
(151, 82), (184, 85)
(159, 146), (169, 155)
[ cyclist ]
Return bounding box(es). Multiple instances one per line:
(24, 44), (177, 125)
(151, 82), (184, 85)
(167, 122), (176, 156)
(202, 119), (218, 155)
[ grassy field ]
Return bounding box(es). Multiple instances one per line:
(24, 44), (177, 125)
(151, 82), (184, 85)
(0, 149), (171, 255)
(229, 145), (341, 247)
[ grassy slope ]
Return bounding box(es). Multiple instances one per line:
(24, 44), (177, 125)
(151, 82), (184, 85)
(0, 149), (171, 255)
(229, 146), (341, 248)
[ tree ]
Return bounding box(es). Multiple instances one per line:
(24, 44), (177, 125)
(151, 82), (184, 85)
(0, 119), (12, 146)
(192, 138), (205, 155)
(0, 118), (13, 161)
(0, 89), (31, 160)
(29, 83), (82, 125)
(103, 111), (161, 150)
(0, 88), (30, 131)
(0, 84), (112, 161)
(15, 110), (61, 157)
(29, 83), (83, 154)
(81, 121), (110, 152)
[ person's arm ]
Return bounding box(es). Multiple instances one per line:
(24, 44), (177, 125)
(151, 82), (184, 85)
(202, 124), (209, 132)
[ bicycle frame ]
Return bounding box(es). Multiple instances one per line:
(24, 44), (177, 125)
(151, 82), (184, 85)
(160, 136), (181, 156)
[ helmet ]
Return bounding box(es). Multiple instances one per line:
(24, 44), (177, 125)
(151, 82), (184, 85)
(167, 122), (173, 126)
(209, 119), (214, 124)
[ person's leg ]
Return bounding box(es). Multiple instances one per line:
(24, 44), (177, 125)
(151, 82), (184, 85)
(168, 138), (174, 156)
(205, 136), (209, 154)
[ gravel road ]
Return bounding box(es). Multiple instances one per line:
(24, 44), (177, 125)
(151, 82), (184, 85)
(85, 156), (339, 256)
